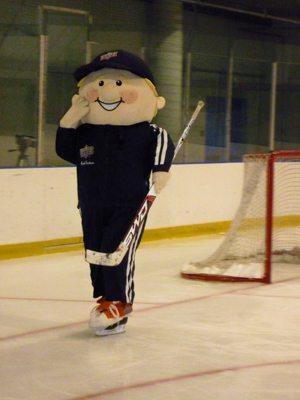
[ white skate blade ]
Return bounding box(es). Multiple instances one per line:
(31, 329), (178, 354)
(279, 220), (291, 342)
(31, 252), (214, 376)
(95, 324), (126, 337)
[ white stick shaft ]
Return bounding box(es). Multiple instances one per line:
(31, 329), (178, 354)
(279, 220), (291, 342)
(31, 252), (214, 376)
(173, 101), (204, 159)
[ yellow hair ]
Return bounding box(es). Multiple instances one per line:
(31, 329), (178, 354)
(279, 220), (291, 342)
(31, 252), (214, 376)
(144, 78), (158, 97)
(77, 77), (86, 88)
(144, 79), (159, 118)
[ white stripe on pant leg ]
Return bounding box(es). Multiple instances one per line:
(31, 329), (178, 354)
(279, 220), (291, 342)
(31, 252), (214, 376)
(125, 219), (146, 304)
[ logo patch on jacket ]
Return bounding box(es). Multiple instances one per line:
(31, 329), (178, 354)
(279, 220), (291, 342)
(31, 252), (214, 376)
(80, 145), (94, 165)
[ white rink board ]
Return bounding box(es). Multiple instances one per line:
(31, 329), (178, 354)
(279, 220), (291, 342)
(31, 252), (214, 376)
(0, 163), (244, 245)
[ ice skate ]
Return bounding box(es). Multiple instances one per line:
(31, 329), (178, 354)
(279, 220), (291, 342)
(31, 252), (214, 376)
(89, 297), (133, 331)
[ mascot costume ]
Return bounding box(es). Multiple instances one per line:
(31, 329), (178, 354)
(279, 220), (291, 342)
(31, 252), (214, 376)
(56, 50), (175, 336)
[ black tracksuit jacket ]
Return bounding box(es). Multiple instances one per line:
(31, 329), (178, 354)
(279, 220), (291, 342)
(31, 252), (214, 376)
(56, 122), (175, 209)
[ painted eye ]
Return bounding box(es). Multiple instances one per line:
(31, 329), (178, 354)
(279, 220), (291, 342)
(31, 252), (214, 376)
(116, 80), (122, 86)
(99, 81), (104, 86)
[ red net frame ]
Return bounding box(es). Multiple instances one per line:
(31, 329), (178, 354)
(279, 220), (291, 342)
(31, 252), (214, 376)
(181, 151), (300, 284)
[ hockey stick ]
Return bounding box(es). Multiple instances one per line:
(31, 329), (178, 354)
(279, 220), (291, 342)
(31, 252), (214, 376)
(86, 100), (205, 266)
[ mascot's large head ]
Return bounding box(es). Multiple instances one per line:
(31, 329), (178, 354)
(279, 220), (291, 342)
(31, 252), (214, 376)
(74, 50), (166, 126)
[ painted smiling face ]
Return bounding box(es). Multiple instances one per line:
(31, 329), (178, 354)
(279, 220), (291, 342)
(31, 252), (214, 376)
(78, 68), (165, 126)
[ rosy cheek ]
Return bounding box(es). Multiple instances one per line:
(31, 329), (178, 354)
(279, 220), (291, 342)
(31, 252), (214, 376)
(86, 88), (99, 103)
(121, 89), (138, 104)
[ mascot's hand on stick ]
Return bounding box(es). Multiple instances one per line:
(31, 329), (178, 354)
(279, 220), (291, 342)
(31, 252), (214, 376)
(152, 171), (171, 194)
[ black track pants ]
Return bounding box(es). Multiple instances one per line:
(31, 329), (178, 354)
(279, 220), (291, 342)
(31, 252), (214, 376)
(80, 206), (146, 303)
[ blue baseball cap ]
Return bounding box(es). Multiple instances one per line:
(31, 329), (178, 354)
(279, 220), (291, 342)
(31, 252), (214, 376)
(74, 49), (155, 85)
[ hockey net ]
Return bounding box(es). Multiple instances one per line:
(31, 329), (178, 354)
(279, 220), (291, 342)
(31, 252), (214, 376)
(181, 151), (300, 283)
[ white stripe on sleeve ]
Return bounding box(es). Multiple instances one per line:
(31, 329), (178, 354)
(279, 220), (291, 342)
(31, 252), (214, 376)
(154, 127), (168, 166)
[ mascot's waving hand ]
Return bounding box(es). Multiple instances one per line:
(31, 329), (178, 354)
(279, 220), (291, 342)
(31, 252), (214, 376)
(56, 50), (174, 336)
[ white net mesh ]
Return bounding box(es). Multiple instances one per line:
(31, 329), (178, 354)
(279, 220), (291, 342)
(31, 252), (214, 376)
(182, 152), (300, 282)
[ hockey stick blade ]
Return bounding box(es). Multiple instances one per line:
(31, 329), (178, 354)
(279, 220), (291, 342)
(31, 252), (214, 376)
(86, 101), (205, 266)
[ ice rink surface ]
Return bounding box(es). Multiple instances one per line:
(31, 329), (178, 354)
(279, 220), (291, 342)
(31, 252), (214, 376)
(1, 233), (300, 400)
